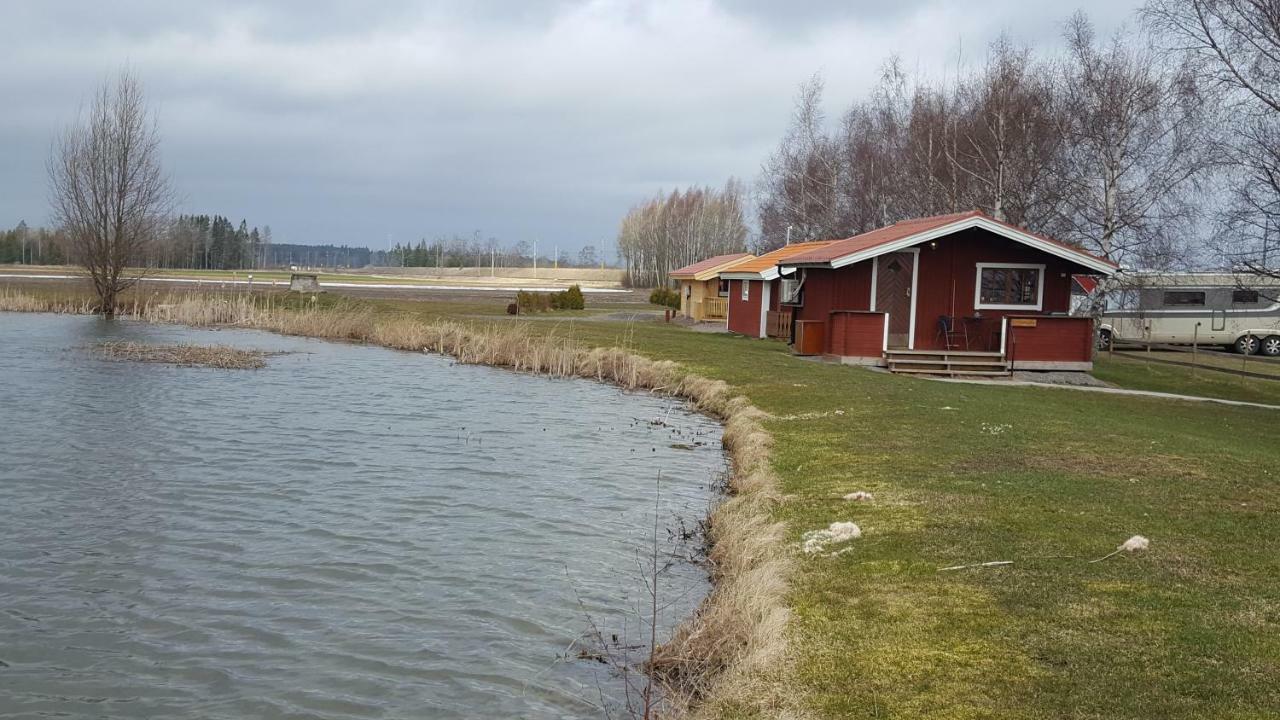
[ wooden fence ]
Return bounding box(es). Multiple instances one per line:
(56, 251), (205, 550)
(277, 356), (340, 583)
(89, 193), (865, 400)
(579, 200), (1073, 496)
(702, 297), (728, 320)
(766, 310), (792, 339)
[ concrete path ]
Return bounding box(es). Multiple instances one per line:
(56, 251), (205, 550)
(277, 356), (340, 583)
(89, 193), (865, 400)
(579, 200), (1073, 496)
(929, 376), (1280, 411)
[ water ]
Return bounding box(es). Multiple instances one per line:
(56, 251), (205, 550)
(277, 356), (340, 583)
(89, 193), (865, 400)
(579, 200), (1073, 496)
(0, 313), (724, 719)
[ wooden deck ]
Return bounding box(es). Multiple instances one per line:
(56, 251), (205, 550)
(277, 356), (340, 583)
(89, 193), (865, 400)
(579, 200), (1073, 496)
(885, 349), (1009, 376)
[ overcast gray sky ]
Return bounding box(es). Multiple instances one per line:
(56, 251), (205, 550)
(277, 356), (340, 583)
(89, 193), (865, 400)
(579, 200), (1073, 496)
(1, 0), (1143, 254)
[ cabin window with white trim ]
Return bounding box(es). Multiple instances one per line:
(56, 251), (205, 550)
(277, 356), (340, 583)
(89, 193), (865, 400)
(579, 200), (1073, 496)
(740, 281), (749, 302)
(975, 264), (1044, 310)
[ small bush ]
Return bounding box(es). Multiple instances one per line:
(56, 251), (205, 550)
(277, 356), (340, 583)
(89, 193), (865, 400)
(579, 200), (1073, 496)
(650, 286), (680, 309)
(517, 285), (585, 313)
(558, 284), (585, 310)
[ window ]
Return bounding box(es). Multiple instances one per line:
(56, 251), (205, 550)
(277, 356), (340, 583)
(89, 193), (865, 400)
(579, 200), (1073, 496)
(740, 281), (750, 302)
(975, 263), (1044, 310)
(1233, 289), (1260, 304)
(1163, 291), (1205, 306)
(685, 284), (691, 298)
(718, 278), (730, 297)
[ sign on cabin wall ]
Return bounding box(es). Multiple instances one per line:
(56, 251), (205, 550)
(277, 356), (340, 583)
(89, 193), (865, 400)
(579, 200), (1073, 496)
(1010, 318), (1038, 328)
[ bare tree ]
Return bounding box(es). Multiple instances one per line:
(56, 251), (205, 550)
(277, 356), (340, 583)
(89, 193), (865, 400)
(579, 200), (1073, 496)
(1144, 0), (1280, 277)
(1054, 13), (1215, 266)
(950, 36), (1066, 227)
(617, 181), (748, 287)
(48, 69), (172, 316)
(757, 74), (843, 248)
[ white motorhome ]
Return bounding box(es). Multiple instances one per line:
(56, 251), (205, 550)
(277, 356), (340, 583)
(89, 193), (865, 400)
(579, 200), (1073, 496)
(1097, 272), (1280, 355)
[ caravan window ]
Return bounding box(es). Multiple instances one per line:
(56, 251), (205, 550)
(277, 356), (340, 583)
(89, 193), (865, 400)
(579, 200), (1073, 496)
(1162, 291), (1205, 306)
(1233, 289), (1260, 304)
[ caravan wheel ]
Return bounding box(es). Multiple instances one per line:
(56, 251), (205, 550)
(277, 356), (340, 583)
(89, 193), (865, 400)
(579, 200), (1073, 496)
(1234, 335), (1261, 355)
(1262, 335), (1280, 357)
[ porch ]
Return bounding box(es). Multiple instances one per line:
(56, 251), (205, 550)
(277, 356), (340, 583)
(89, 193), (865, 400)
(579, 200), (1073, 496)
(700, 296), (728, 320)
(805, 311), (1096, 374)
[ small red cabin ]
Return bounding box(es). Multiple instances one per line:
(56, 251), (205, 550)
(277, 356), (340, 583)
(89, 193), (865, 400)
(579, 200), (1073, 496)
(720, 241), (836, 339)
(774, 211), (1118, 372)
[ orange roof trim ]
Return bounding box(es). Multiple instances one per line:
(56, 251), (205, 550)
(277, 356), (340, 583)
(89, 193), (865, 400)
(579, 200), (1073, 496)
(669, 252), (753, 280)
(719, 241), (837, 279)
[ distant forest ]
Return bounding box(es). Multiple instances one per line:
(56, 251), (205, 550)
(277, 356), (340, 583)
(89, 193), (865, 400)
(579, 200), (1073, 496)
(1, 218), (607, 270)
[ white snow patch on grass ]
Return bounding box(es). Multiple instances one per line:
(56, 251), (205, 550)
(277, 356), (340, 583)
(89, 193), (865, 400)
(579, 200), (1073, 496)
(802, 522), (861, 555)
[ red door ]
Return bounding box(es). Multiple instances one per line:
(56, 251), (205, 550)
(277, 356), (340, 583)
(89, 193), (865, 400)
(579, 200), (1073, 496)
(876, 252), (915, 348)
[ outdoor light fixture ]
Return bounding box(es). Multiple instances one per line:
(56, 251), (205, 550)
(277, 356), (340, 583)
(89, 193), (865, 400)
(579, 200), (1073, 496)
(929, 241), (938, 250)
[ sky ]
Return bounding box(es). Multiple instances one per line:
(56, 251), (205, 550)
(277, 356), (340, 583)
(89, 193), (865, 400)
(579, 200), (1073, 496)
(1, 0), (1144, 255)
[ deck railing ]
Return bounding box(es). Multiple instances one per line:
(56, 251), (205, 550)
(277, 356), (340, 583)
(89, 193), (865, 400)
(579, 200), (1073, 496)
(702, 296), (728, 320)
(766, 310), (792, 339)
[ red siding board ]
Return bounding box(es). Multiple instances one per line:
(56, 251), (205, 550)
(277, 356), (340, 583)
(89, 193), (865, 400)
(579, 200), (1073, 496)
(727, 279), (763, 336)
(829, 312), (886, 357)
(1007, 317), (1094, 362)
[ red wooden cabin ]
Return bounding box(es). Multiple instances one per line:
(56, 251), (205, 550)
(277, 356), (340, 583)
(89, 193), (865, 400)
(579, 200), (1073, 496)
(774, 211), (1118, 373)
(720, 241), (835, 339)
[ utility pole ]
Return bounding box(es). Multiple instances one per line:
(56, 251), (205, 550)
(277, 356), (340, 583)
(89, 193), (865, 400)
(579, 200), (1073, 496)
(786, 224), (793, 246)
(533, 240), (538, 277)
(491, 247), (495, 277)
(554, 244), (558, 270)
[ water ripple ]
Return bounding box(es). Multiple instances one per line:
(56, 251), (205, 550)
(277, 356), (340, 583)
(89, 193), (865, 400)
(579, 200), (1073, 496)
(0, 313), (724, 719)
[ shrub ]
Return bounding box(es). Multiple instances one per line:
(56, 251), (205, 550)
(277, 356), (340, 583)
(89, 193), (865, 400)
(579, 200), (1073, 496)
(517, 285), (585, 313)
(649, 286), (680, 309)
(558, 284), (585, 310)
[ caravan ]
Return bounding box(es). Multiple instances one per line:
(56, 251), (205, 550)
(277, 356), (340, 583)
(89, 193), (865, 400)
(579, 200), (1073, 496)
(1097, 272), (1280, 355)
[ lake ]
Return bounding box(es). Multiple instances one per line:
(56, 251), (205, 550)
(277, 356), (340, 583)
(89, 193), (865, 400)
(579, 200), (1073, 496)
(0, 312), (724, 718)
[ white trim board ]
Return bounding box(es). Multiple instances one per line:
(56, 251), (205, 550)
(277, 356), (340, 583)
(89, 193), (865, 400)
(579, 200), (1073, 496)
(758, 280), (771, 338)
(974, 262), (1046, 311)
(812, 216), (1117, 275)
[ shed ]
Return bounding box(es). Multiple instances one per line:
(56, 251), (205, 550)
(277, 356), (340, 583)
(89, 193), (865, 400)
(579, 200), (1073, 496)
(668, 253), (753, 322)
(290, 273), (321, 292)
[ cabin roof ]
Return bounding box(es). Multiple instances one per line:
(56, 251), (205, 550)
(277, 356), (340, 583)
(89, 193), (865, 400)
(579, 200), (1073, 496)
(669, 252), (754, 281)
(780, 210), (1118, 275)
(719, 241), (837, 280)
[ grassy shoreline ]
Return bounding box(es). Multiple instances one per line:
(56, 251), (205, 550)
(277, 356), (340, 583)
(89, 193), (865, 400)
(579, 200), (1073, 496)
(4, 284), (1279, 719)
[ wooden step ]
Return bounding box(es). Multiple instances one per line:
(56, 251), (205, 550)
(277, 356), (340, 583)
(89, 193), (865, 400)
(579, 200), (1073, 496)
(889, 367), (1009, 376)
(889, 358), (1009, 367)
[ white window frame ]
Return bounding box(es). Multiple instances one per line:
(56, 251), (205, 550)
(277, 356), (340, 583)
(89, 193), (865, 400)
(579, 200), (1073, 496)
(740, 280), (750, 302)
(974, 262), (1045, 311)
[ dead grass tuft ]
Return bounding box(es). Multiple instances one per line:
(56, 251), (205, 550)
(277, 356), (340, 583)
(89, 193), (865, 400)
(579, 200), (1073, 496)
(94, 341), (274, 369)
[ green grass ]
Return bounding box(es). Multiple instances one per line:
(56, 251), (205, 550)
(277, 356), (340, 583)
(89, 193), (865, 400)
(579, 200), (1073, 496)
(1095, 355), (1280, 406)
(374, 301), (1279, 719)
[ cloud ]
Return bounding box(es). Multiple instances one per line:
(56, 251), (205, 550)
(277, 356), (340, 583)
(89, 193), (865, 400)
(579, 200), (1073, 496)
(0, 0), (1143, 252)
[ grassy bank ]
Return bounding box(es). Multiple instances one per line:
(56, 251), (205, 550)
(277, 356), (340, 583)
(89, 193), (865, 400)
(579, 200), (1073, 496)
(1094, 354), (1280, 406)
(379, 297), (1280, 719)
(4, 285), (1279, 719)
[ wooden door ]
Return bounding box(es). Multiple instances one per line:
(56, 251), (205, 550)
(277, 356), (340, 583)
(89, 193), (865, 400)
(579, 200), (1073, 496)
(876, 252), (915, 348)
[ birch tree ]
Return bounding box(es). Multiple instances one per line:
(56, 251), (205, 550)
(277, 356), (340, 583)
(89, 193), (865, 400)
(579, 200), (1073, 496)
(1145, 0), (1280, 276)
(1055, 13), (1213, 266)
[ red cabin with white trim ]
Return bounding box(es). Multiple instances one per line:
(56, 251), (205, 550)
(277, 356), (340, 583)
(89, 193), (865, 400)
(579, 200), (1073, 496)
(775, 211), (1118, 373)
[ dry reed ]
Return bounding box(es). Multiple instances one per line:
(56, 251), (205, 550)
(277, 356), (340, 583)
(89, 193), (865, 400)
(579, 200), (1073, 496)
(94, 341), (273, 369)
(0, 287), (794, 718)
